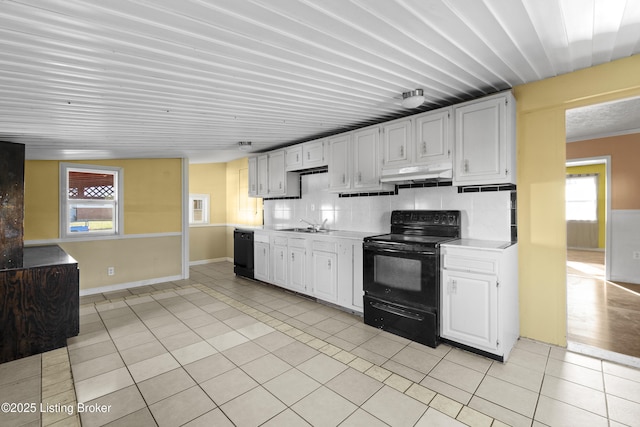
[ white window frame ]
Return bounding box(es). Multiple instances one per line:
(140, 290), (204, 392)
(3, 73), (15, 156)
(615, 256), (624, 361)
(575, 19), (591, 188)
(60, 163), (124, 239)
(566, 174), (598, 221)
(189, 193), (210, 225)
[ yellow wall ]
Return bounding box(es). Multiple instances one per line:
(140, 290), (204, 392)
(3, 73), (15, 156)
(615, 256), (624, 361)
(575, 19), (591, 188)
(515, 54), (640, 346)
(565, 164), (606, 249)
(24, 158), (183, 291)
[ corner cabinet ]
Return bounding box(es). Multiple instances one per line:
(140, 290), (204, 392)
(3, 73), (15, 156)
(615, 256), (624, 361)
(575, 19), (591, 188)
(440, 241), (518, 362)
(453, 91), (516, 186)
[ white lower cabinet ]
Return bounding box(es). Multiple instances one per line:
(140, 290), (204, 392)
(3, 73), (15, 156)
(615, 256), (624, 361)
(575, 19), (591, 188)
(254, 232), (270, 282)
(337, 239), (364, 311)
(311, 241), (338, 304)
(272, 236), (288, 287)
(440, 242), (518, 361)
(287, 238), (306, 293)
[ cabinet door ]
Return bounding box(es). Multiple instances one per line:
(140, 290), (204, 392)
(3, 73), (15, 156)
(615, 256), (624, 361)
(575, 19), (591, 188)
(268, 150), (286, 196)
(257, 155), (269, 197)
(382, 119), (411, 167)
(288, 246), (306, 293)
(272, 243), (287, 286)
(285, 146), (303, 171)
(352, 126), (381, 189)
(328, 134), (351, 192)
(254, 242), (270, 282)
(414, 109), (451, 165)
(454, 96), (508, 185)
(248, 157), (258, 197)
(303, 139), (327, 168)
(441, 270), (498, 352)
(312, 250), (338, 303)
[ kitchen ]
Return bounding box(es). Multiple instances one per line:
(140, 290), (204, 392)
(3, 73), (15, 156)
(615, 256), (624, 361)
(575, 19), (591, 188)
(2, 1), (640, 426)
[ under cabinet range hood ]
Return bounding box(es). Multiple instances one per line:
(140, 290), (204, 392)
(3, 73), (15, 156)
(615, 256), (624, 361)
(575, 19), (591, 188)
(380, 162), (453, 184)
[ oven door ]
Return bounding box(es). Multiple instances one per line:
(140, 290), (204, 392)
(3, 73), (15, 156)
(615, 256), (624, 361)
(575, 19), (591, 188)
(363, 241), (438, 309)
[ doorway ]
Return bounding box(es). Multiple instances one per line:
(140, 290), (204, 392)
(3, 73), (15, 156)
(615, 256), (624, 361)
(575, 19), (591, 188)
(565, 100), (640, 363)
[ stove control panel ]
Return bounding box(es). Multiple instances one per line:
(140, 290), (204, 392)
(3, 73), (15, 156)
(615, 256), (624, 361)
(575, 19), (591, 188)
(391, 210), (460, 226)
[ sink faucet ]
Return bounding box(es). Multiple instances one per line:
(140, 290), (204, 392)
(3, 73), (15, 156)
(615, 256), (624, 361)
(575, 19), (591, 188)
(300, 218), (328, 232)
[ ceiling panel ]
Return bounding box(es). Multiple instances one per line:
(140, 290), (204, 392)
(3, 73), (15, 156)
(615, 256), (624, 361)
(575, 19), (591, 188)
(1, 0), (639, 163)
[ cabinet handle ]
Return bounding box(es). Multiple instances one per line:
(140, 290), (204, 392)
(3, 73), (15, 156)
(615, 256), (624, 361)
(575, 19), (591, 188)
(279, 182), (282, 189)
(307, 151), (310, 160)
(342, 173), (345, 184)
(280, 251), (283, 259)
(263, 248), (266, 256)
(357, 172), (361, 183)
(447, 149), (451, 157)
(291, 252), (294, 261)
(328, 259), (331, 269)
(464, 160), (469, 173)
(296, 153), (299, 162)
(451, 279), (457, 294)
(422, 141), (427, 154)
(400, 145), (404, 157)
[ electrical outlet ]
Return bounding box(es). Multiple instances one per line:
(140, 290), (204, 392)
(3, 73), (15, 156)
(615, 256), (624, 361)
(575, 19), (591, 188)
(633, 251), (640, 260)
(107, 267), (115, 276)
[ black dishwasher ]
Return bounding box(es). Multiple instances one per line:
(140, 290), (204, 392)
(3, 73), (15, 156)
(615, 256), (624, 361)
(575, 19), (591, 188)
(233, 229), (254, 279)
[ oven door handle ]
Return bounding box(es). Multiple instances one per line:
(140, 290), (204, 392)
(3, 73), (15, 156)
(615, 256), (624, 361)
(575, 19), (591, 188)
(364, 246), (436, 256)
(370, 301), (425, 321)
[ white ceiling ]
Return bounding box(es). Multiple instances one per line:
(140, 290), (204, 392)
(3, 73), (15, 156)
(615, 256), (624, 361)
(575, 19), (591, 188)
(1, 0), (640, 163)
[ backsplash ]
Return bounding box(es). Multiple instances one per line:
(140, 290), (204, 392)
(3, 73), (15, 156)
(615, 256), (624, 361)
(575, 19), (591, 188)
(263, 173), (513, 241)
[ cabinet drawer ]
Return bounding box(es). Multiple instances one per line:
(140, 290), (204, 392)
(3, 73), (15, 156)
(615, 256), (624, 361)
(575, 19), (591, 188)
(254, 232), (269, 244)
(271, 235), (288, 246)
(288, 238), (306, 249)
(312, 240), (337, 253)
(443, 253), (498, 275)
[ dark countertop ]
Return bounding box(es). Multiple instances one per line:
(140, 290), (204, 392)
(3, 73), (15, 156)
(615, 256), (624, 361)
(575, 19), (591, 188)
(20, 245), (78, 269)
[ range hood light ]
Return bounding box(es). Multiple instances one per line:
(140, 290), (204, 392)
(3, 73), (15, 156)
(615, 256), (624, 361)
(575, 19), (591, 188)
(401, 89), (425, 109)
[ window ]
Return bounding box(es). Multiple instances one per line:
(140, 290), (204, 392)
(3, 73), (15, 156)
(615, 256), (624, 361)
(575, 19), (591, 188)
(566, 174), (598, 221)
(60, 163), (122, 238)
(189, 194), (209, 224)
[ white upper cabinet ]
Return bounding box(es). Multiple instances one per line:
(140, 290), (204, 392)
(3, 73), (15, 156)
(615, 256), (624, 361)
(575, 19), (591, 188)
(302, 138), (327, 169)
(267, 150), (300, 197)
(382, 118), (411, 167)
(285, 145), (302, 171)
(453, 91), (516, 186)
(414, 108), (452, 165)
(328, 133), (351, 192)
(257, 154), (269, 197)
(248, 156), (258, 197)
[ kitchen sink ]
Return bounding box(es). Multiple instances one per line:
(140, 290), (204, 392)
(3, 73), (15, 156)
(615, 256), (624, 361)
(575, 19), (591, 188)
(280, 227), (328, 233)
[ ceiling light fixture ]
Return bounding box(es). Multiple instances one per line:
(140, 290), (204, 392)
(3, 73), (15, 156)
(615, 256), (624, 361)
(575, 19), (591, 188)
(238, 141), (252, 151)
(401, 89), (425, 109)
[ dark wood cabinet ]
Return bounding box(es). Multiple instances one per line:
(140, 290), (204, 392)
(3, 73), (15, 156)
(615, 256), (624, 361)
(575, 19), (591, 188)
(0, 246), (79, 364)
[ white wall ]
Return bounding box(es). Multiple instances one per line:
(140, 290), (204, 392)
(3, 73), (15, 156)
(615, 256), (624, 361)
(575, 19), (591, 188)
(263, 173), (512, 242)
(610, 210), (640, 284)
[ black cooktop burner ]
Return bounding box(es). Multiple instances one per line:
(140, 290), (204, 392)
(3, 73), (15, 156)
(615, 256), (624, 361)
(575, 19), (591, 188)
(364, 233), (454, 247)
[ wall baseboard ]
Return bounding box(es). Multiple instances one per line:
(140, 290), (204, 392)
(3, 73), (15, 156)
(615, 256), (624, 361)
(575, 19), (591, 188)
(79, 274), (183, 296)
(189, 257), (233, 266)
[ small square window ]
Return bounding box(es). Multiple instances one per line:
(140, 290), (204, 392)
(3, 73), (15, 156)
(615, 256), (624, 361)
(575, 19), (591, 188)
(189, 194), (209, 224)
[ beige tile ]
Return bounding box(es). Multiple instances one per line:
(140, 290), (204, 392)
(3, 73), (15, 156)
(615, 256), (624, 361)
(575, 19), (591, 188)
(325, 335), (358, 351)
(384, 373), (413, 393)
(475, 376), (538, 418)
(263, 369), (321, 406)
(487, 359), (544, 392)
(340, 408), (389, 427)
(170, 341), (217, 365)
(390, 346), (441, 375)
(159, 330), (201, 351)
(382, 359), (426, 383)
(193, 321), (233, 339)
(241, 353), (292, 384)
(534, 395), (608, 427)
(313, 317), (351, 335)
(415, 407), (466, 426)
(333, 350), (357, 365)
(66, 330), (111, 351)
(319, 343), (342, 357)
(74, 367), (134, 403)
(420, 376), (472, 405)
(348, 357), (374, 373)
(366, 365), (392, 382)
(603, 360), (640, 383)
(49, 414), (81, 427)
(507, 348), (549, 373)
(545, 358), (604, 391)
(79, 385), (146, 427)
(362, 385), (428, 427)
(112, 330), (157, 351)
(273, 341), (319, 366)
(456, 406), (493, 427)
(468, 396), (531, 427)
(405, 383), (437, 405)
(541, 375), (607, 416)
(207, 330), (250, 351)
(607, 394), (640, 427)
(444, 349), (492, 374)
(42, 378), (75, 399)
(221, 386), (287, 427)
(351, 346), (389, 365)
(128, 353), (180, 383)
(334, 325), (378, 346)
(222, 341), (268, 366)
(224, 314), (260, 329)
(182, 408), (234, 427)
(149, 386), (216, 427)
(429, 359), (485, 393)
(261, 408), (311, 427)
(102, 408), (156, 426)
(359, 334), (406, 358)
(184, 353), (235, 383)
(236, 321), (275, 339)
(604, 373), (640, 403)
(0, 355), (41, 386)
(253, 331), (296, 352)
(68, 340), (118, 365)
(292, 386), (357, 426)
(430, 394), (463, 419)
(298, 353), (348, 383)
(549, 347), (602, 371)
(119, 340), (167, 366)
(514, 338), (551, 357)
(71, 352), (124, 382)
(42, 348), (70, 367)
(150, 322), (191, 339)
(326, 368), (383, 405)
(137, 368), (196, 405)
(200, 367), (258, 404)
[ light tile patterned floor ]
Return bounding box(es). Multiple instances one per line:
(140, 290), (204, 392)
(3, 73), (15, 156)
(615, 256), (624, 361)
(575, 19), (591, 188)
(1, 261), (640, 426)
